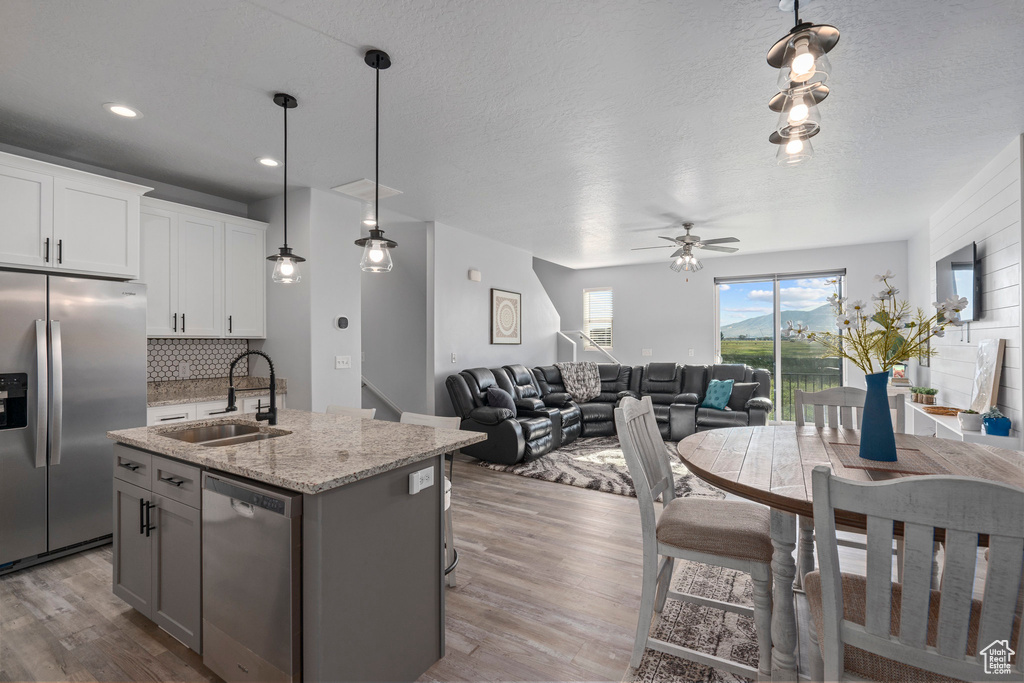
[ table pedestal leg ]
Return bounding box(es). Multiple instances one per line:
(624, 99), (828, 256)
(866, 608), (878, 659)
(795, 516), (814, 590)
(770, 510), (798, 682)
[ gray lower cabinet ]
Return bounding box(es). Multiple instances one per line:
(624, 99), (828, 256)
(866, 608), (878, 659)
(112, 446), (202, 653)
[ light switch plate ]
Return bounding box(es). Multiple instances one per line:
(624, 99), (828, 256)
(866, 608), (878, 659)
(335, 355), (352, 369)
(178, 361), (190, 379)
(451, 353), (457, 364)
(688, 349), (695, 357)
(642, 348), (653, 357)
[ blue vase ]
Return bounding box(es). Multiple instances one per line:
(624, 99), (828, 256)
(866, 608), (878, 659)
(860, 371), (898, 461)
(983, 416), (1011, 437)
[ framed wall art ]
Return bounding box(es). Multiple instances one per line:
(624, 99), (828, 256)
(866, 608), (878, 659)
(491, 288), (521, 344)
(970, 338), (1005, 412)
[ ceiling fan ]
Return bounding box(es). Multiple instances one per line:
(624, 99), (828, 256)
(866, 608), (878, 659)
(631, 222), (740, 272)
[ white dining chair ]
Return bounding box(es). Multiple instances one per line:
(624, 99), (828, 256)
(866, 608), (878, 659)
(807, 465), (1023, 682)
(400, 411), (460, 588)
(614, 396), (773, 679)
(794, 387), (909, 588)
(325, 405), (376, 418)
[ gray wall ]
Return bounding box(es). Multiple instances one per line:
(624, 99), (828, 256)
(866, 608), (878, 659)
(534, 240), (910, 389)
(249, 188), (363, 411)
(360, 218), (430, 419)
(430, 221), (560, 416)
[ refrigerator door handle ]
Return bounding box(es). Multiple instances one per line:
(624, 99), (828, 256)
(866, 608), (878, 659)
(34, 320), (48, 469)
(50, 320), (63, 466)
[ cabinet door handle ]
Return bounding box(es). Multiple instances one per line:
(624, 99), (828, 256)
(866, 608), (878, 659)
(119, 461), (140, 472)
(145, 501), (157, 537)
(158, 475), (184, 487)
(159, 415), (186, 422)
(44, 238), (50, 263)
(173, 312), (177, 333)
(228, 315), (232, 334)
(206, 409), (231, 416)
(139, 497), (146, 535)
(181, 314), (185, 334)
(57, 239), (63, 264)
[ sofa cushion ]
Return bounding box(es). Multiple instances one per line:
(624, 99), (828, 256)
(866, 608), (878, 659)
(579, 402), (614, 423)
(727, 382), (760, 412)
(517, 415), (552, 441)
(652, 403), (671, 424)
(711, 364), (750, 383)
(486, 387), (517, 417)
(503, 364), (542, 399)
(701, 379), (734, 410)
(697, 407), (749, 429)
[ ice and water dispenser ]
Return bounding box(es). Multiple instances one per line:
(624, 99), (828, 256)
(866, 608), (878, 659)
(0, 373), (28, 430)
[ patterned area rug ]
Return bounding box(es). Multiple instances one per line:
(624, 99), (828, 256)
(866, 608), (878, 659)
(625, 560), (759, 683)
(476, 436), (725, 500)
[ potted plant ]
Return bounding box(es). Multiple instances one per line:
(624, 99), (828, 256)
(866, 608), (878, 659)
(982, 407), (1011, 436)
(958, 409), (982, 432)
(922, 387), (938, 405)
(910, 386), (921, 403)
(784, 272), (965, 461)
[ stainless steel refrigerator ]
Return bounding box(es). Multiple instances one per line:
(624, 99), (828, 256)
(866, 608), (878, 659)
(0, 270), (146, 572)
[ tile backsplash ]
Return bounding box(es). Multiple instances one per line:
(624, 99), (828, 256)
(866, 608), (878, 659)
(148, 338), (248, 381)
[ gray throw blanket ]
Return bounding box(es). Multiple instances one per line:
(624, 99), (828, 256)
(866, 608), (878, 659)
(555, 361), (601, 402)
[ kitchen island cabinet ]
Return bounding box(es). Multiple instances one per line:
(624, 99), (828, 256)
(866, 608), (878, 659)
(108, 410), (485, 683)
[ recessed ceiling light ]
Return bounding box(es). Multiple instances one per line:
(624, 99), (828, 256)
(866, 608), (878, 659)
(256, 157), (280, 167)
(103, 103), (142, 118)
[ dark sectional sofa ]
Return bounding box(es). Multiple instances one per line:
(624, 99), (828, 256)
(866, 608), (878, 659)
(445, 362), (773, 465)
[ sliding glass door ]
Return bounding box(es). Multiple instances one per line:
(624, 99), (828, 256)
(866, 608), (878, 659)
(717, 271), (844, 422)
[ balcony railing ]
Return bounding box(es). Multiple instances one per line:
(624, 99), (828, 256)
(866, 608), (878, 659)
(779, 371), (843, 422)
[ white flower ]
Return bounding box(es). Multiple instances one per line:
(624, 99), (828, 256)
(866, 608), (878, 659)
(835, 315), (855, 330)
(931, 326), (945, 338)
(873, 286), (899, 301)
(874, 270), (895, 282)
(943, 295), (969, 313)
(849, 299), (867, 313)
(946, 310), (963, 327)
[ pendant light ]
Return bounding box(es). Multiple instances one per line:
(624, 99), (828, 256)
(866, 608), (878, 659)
(266, 93), (305, 284)
(770, 129), (817, 165)
(355, 49), (398, 273)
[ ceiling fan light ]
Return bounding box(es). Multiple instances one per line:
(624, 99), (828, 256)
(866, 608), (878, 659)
(669, 257), (685, 273)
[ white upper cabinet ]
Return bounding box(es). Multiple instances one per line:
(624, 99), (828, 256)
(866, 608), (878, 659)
(177, 214), (224, 337)
(224, 222), (266, 338)
(139, 198), (266, 339)
(0, 164), (53, 268)
(0, 152), (150, 278)
(140, 208), (179, 336)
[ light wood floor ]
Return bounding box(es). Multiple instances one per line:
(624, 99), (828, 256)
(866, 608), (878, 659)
(1, 455), (980, 683)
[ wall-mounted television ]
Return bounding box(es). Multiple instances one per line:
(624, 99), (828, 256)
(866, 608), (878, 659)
(936, 242), (980, 322)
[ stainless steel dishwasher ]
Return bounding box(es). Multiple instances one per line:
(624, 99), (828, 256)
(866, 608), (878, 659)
(202, 472), (302, 683)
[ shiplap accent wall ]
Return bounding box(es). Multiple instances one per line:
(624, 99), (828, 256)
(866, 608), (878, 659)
(929, 135), (1022, 433)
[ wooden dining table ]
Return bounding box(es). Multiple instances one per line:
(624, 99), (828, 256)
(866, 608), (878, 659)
(676, 425), (1024, 682)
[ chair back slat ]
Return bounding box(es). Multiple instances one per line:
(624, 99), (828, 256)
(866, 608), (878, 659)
(616, 397), (675, 529)
(864, 515), (895, 637)
(812, 466), (1024, 681)
(978, 535), (1024, 657)
(795, 386), (907, 433)
(839, 405), (854, 429)
(935, 529), (978, 657)
(897, 522), (937, 648)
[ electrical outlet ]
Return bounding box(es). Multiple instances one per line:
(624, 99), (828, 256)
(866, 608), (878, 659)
(451, 353), (457, 364)
(642, 348), (653, 357)
(335, 355), (352, 369)
(688, 348), (695, 357)
(408, 466), (435, 494)
(177, 361), (190, 379)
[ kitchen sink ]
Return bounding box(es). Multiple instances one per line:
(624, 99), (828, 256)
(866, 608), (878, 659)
(162, 423), (263, 443)
(200, 432), (284, 447)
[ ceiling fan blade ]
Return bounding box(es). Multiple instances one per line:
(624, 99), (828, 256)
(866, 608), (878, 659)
(670, 248), (684, 258)
(699, 244), (740, 253)
(700, 237), (740, 245)
(658, 236), (679, 243)
(631, 245), (677, 251)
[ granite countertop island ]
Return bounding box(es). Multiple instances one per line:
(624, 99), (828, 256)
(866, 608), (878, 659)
(107, 408), (486, 494)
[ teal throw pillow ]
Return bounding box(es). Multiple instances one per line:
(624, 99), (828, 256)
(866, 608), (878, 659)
(702, 379), (734, 410)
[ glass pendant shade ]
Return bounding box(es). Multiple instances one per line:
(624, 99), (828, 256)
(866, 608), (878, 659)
(669, 256), (684, 273)
(776, 90), (821, 138)
(272, 256), (301, 283)
(670, 251), (702, 272)
(776, 32), (831, 90)
(776, 134), (814, 165)
(360, 239), (393, 272)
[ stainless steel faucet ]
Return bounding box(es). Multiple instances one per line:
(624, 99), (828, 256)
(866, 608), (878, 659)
(226, 350), (277, 425)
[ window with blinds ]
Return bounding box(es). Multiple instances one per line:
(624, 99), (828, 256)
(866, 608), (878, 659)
(583, 287), (613, 349)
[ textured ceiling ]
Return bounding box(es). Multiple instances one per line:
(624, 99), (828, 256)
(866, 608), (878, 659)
(0, 0), (1021, 268)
